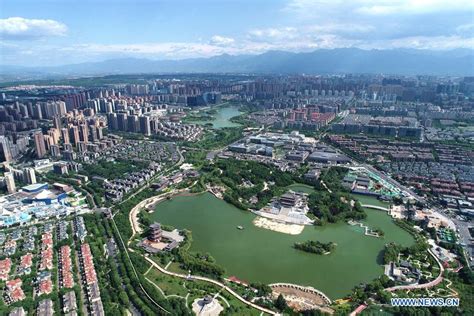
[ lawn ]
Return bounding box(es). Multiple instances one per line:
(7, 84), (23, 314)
(145, 267), (189, 297)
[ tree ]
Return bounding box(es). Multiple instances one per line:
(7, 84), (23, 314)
(250, 282), (272, 297)
(275, 294), (288, 311)
(119, 291), (130, 306)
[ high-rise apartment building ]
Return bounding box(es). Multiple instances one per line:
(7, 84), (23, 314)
(69, 126), (80, 145)
(23, 168), (36, 185)
(33, 131), (47, 158)
(4, 172), (16, 194)
(0, 136), (12, 162)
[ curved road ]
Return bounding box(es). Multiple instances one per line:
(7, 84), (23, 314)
(385, 248), (444, 292)
(351, 246), (446, 315)
(143, 256), (278, 315)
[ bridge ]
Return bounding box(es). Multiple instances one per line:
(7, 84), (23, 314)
(361, 204), (389, 211)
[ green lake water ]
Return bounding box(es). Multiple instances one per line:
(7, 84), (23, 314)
(191, 105), (242, 128)
(151, 192), (413, 299)
(287, 183), (317, 194)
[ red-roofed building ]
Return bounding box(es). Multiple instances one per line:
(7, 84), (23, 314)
(38, 278), (53, 296)
(80, 243), (98, 285)
(5, 278), (25, 304)
(59, 245), (74, 288)
(41, 232), (53, 247)
(39, 247), (53, 271)
(17, 253), (33, 275)
(19, 253), (33, 267)
(0, 258), (11, 281)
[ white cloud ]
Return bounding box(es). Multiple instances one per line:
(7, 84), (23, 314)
(376, 35), (474, 50)
(456, 23), (474, 35)
(62, 42), (235, 59)
(248, 27), (298, 40)
(0, 17), (67, 40)
(209, 35), (235, 46)
(307, 24), (374, 33)
(286, 0), (474, 17)
(356, 0), (474, 15)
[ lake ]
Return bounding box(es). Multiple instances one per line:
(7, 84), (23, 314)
(190, 104), (242, 129)
(151, 192), (413, 299)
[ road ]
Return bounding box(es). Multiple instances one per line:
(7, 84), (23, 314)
(453, 217), (474, 267)
(110, 216), (171, 314)
(206, 125), (265, 160)
(113, 145), (184, 216)
(362, 164), (424, 202)
(385, 248), (444, 292)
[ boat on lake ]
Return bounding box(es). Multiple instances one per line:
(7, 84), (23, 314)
(237, 225), (244, 230)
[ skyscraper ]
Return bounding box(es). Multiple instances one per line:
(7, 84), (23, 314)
(127, 115), (139, 133)
(107, 113), (118, 130)
(117, 113), (127, 131)
(139, 116), (151, 136)
(50, 144), (61, 157)
(61, 128), (70, 144)
(97, 127), (104, 140)
(0, 136), (13, 163)
(89, 126), (98, 142)
(4, 172), (16, 194)
(33, 131), (47, 158)
(79, 124), (89, 143)
(23, 168), (36, 185)
(69, 126), (80, 145)
(53, 115), (62, 129)
(77, 141), (87, 153)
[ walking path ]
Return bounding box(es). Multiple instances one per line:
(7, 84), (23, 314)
(385, 248), (444, 292)
(144, 276), (188, 300)
(347, 220), (380, 237)
(144, 256), (278, 315)
(111, 217), (171, 314)
(129, 189), (189, 237)
(164, 260), (173, 270)
(351, 248), (446, 315)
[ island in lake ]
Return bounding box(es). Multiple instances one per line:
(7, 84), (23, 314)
(294, 240), (336, 255)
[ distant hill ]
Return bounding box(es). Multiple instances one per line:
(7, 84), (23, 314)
(1, 48), (473, 77)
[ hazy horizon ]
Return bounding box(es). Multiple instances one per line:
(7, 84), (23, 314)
(1, 0), (473, 67)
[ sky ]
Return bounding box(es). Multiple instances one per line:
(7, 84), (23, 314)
(0, 0), (473, 66)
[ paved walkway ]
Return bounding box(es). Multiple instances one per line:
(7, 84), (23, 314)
(385, 248), (444, 292)
(129, 189), (189, 238)
(351, 248), (446, 315)
(144, 256), (278, 315)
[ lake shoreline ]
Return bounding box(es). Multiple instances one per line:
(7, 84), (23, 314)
(148, 192), (414, 299)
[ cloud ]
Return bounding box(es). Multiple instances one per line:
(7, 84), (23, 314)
(61, 42), (234, 59)
(356, 0), (474, 15)
(1, 4), (473, 66)
(286, 0), (474, 17)
(209, 35), (235, 46)
(375, 35), (474, 50)
(456, 23), (474, 36)
(248, 27), (298, 40)
(0, 17), (67, 40)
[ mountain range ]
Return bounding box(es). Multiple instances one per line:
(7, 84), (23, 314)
(1, 48), (473, 78)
